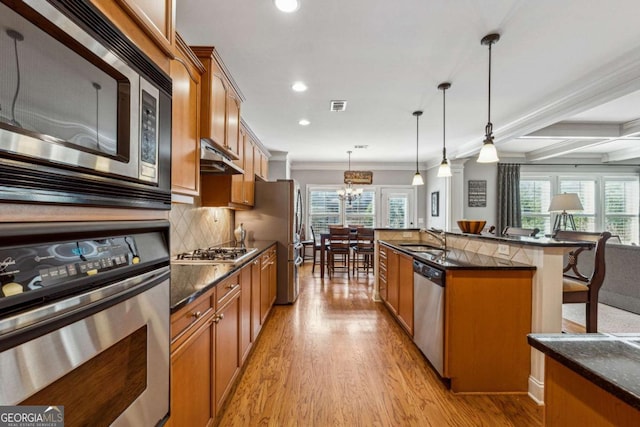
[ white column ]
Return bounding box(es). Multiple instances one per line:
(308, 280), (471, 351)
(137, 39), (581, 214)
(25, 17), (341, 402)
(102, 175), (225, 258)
(448, 161), (466, 232)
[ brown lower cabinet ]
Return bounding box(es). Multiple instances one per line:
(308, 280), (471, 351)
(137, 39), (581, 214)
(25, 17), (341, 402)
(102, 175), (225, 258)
(378, 243), (533, 393)
(169, 244), (277, 425)
(380, 244), (413, 336)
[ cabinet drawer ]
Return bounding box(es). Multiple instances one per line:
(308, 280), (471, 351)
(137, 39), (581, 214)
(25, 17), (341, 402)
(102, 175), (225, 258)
(217, 272), (241, 308)
(171, 290), (215, 341)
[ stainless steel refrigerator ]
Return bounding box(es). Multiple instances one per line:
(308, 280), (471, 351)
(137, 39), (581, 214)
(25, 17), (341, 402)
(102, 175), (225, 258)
(236, 179), (303, 304)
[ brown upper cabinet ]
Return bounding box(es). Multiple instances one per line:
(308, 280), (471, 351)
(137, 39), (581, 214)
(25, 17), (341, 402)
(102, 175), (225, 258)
(191, 46), (243, 160)
(91, 0), (175, 73)
(170, 34), (205, 197)
(201, 121), (258, 209)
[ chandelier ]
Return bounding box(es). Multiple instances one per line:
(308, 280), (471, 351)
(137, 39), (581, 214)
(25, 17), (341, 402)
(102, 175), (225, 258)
(337, 151), (363, 205)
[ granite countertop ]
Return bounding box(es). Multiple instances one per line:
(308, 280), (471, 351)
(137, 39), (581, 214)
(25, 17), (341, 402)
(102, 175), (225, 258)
(528, 333), (640, 410)
(446, 231), (594, 248)
(380, 240), (536, 270)
(170, 240), (276, 313)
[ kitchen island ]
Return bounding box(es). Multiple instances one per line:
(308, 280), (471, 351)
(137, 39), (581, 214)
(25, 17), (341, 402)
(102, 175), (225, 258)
(378, 240), (535, 393)
(528, 333), (640, 426)
(442, 231), (593, 403)
(375, 230), (593, 402)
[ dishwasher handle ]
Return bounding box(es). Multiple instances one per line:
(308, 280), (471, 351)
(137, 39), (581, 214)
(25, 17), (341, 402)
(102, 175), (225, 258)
(413, 260), (445, 286)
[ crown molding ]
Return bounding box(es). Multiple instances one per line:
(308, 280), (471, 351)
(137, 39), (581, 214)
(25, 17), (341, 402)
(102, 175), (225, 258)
(453, 45), (640, 160)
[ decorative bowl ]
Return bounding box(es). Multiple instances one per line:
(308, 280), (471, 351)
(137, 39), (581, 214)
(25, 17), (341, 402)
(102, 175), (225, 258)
(457, 220), (486, 234)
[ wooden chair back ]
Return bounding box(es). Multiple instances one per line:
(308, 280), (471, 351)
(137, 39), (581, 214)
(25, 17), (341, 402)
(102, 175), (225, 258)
(555, 230), (611, 290)
(328, 227), (351, 252)
(355, 227), (374, 250)
(502, 226), (539, 237)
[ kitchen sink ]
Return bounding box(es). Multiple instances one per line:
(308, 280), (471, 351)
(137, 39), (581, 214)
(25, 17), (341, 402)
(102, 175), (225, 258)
(400, 244), (445, 255)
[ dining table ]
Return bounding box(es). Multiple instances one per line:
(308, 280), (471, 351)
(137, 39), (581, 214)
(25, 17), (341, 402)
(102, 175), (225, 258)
(318, 229), (360, 278)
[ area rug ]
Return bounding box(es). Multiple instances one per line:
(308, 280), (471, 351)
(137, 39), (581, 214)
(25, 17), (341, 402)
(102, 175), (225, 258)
(562, 303), (640, 333)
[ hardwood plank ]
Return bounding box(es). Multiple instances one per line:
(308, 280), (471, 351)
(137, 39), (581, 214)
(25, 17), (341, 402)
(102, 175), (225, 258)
(217, 265), (542, 426)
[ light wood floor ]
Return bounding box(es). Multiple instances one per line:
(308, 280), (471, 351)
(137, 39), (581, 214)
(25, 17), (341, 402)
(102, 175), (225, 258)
(217, 264), (543, 426)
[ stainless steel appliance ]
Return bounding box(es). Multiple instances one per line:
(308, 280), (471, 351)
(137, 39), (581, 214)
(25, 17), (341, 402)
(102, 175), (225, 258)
(413, 259), (445, 376)
(0, 220), (170, 426)
(0, 0), (172, 209)
(173, 246), (258, 264)
(236, 180), (303, 304)
(200, 140), (244, 175)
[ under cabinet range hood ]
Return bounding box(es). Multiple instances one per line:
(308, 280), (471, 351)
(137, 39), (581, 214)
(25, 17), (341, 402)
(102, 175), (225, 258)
(200, 139), (244, 174)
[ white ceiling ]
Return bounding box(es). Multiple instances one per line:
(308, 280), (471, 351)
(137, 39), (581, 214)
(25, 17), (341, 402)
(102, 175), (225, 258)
(176, 0), (640, 167)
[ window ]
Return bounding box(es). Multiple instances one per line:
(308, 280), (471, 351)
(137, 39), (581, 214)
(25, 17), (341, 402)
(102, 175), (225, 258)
(520, 172), (639, 244)
(308, 188), (342, 235)
(520, 179), (551, 233)
(306, 185), (416, 236)
(559, 179), (596, 231)
(345, 190), (375, 227)
(604, 178), (639, 244)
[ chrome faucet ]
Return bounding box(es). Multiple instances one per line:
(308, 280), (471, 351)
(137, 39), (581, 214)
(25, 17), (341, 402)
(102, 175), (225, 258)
(421, 228), (446, 250)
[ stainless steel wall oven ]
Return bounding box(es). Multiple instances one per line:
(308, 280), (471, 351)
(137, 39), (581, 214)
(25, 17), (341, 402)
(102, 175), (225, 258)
(0, 220), (170, 426)
(0, 0), (172, 209)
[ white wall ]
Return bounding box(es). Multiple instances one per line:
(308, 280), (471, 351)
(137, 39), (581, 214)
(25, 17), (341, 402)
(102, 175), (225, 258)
(462, 161), (498, 229)
(425, 167), (447, 230)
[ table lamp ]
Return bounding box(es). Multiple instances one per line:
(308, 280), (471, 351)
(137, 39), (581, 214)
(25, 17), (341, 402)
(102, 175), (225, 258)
(548, 193), (583, 231)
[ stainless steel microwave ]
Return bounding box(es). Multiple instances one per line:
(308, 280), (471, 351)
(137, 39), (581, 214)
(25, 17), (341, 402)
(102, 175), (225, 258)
(0, 0), (172, 209)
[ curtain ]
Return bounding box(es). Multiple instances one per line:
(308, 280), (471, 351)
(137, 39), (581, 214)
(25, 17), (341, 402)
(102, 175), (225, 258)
(497, 163), (521, 235)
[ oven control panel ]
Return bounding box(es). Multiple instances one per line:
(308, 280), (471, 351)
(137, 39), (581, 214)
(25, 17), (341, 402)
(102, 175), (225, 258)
(0, 237), (139, 299)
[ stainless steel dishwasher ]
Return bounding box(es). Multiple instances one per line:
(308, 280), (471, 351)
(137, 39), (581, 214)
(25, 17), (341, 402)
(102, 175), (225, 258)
(413, 259), (445, 376)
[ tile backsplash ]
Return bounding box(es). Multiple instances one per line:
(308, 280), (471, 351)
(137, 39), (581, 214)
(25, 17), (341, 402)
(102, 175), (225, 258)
(169, 201), (234, 256)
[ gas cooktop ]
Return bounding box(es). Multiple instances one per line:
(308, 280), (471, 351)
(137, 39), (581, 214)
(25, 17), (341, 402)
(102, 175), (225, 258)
(172, 246), (258, 264)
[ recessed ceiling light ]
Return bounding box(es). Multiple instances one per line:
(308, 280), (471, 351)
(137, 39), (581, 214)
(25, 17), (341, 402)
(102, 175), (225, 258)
(274, 0), (299, 13)
(298, 119), (310, 126)
(292, 81), (307, 92)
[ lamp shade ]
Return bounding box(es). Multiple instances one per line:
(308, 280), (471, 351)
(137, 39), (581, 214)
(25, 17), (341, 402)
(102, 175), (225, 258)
(437, 159), (452, 177)
(548, 193), (584, 212)
(477, 141), (499, 163)
(412, 172), (424, 186)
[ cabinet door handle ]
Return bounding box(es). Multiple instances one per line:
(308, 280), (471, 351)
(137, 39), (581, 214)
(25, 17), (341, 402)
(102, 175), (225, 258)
(213, 313), (225, 324)
(191, 311), (202, 319)
(226, 283), (240, 291)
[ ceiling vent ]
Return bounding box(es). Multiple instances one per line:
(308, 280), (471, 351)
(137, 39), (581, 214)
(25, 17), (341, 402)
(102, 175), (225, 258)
(330, 100), (347, 111)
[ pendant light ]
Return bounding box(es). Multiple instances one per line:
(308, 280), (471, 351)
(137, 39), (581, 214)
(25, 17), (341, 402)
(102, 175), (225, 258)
(437, 82), (452, 177)
(411, 110), (424, 186)
(477, 33), (500, 163)
(337, 150), (363, 205)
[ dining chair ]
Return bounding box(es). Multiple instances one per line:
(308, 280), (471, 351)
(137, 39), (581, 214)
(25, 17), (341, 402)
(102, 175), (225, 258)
(300, 224), (316, 264)
(555, 230), (612, 333)
(327, 227), (351, 278)
(352, 227), (375, 276)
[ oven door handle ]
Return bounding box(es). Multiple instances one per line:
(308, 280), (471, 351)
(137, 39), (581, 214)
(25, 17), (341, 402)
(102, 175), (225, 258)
(0, 266), (170, 351)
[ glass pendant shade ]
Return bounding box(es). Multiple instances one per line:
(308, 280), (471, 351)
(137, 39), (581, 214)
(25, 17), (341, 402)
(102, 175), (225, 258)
(412, 172), (424, 186)
(437, 159), (452, 177)
(477, 140), (499, 163)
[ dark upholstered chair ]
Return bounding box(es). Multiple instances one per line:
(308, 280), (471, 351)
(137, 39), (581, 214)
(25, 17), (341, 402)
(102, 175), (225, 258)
(502, 226), (540, 237)
(555, 230), (612, 333)
(327, 227), (351, 278)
